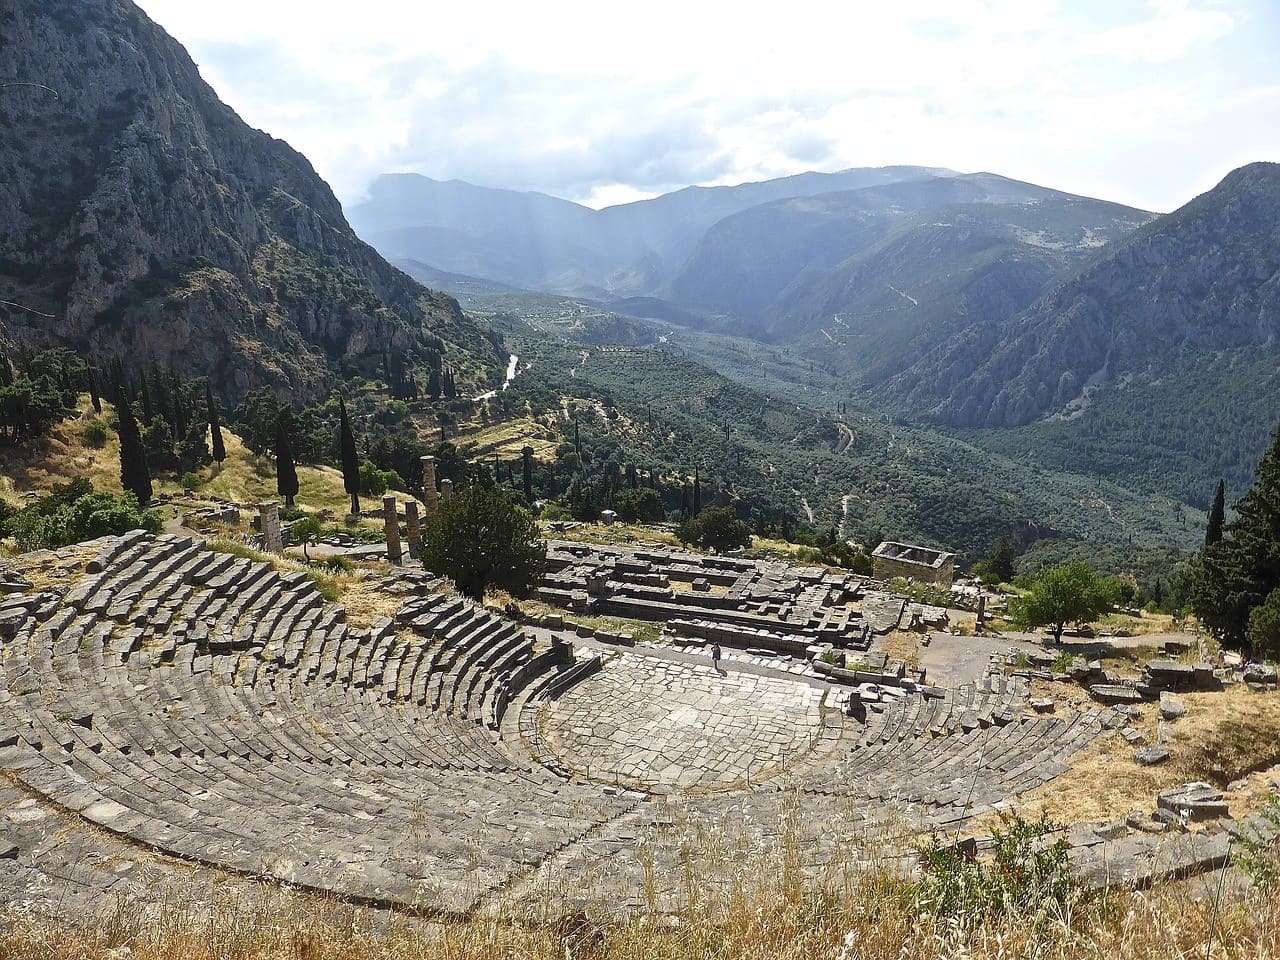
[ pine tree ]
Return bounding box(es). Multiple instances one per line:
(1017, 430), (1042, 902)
(338, 397), (361, 516)
(275, 409), (299, 508)
(206, 385), (226, 464)
(116, 389), (152, 505)
(1205, 479), (1226, 547)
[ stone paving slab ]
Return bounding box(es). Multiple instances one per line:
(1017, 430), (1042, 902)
(540, 652), (825, 793)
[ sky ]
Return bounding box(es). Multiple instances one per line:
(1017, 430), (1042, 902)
(136, 0), (1280, 213)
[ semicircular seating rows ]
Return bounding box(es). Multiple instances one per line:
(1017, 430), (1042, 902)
(0, 533), (1113, 912)
(0, 533), (632, 912)
(789, 676), (1114, 826)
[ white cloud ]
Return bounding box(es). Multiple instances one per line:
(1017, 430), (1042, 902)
(135, 0), (1279, 212)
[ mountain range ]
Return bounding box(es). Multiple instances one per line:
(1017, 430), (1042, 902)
(0, 0), (501, 400)
(358, 159), (1280, 510)
(346, 165), (957, 297)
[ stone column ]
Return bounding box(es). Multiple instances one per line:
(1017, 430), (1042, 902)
(405, 500), (420, 558)
(259, 501), (283, 555)
(976, 593), (986, 628)
(383, 496), (402, 564)
(440, 478), (453, 503)
(421, 456), (438, 517)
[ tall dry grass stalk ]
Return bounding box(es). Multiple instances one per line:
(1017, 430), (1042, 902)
(2, 799), (1277, 960)
(2, 871), (1277, 960)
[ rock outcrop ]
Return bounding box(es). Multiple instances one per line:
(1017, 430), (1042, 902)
(0, 0), (501, 399)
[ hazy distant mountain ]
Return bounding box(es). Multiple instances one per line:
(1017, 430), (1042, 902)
(665, 173), (1152, 336)
(0, 0), (500, 399)
(347, 166), (956, 296)
(888, 162), (1280, 428)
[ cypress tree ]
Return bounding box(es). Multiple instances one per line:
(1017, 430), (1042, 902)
(206, 385), (226, 464)
(170, 370), (188, 438)
(1205, 479), (1226, 547)
(139, 376), (154, 424)
(275, 409), (299, 508)
(1191, 423), (1280, 652)
(338, 397), (361, 516)
(626, 463), (637, 489)
(693, 467), (702, 515)
(116, 389), (152, 505)
(87, 367), (102, 414)
(573, 421), (581, 460)
(521, 446), (533, 502)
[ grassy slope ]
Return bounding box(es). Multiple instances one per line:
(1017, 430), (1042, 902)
(0, 398), (407, 517)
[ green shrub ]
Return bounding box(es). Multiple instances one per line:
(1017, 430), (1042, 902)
(917, 815), (1077, 928)
(358, 460), (404, 497)
(181, 471), (203, 490)
(4, 484), (162, 551)
(1238, 793), (1280, 892)
(676, 507), (752, 553)
(81, 420), (108, 448)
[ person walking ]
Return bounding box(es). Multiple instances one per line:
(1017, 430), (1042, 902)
(710, 641), (722, 672)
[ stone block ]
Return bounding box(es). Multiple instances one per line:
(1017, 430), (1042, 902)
(1159, 692), (1187, 720)
(1125, 810), (1168, 834)
(1134, 746), (1170, 766)
(1090, 684), (1142, 705)
(1243, 663), (1278, 685)
(1157, 783), (1230, 822)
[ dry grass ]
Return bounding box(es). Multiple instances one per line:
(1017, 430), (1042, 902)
(1096, 611), (1183, 638)
(334, 570), (433, 628)
(194, 430), (370, 516)
(880, 632), (923, 673)
(0, 398), (124, 499)
(1, 861), (1278, 960)
(987, 684), (1280, 828)
(2, 543), (98, 590)
(455, 416), (561, 461)
(543, 521), (680, 549)
(1174, 687), (1280, 788)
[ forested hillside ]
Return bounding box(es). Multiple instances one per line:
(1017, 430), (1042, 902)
(892, 162), (1280, 428)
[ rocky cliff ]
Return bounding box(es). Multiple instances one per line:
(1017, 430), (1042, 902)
(0, 0), (501, 399)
